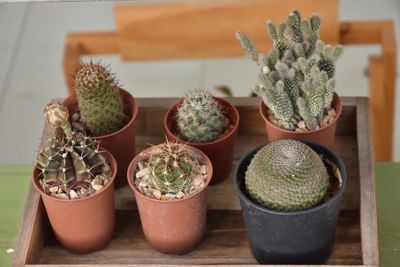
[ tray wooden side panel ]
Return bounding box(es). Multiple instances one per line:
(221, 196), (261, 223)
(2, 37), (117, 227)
(356, 98), (379, 266)
(14, 97), (377, 267)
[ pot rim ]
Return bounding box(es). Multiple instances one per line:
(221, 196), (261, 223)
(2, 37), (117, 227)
(163, 97), (240, 146)
(127, 145), (213, 203)
(233, 140), (348, 216)
(32, 149), (117, 203)
(260, 92), (343, 135)
(65, 88), (139, 140)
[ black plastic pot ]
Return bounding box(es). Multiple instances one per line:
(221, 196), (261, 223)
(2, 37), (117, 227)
(234, 141), (348, 264)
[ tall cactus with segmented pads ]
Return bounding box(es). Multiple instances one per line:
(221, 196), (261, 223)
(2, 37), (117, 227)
(75, 61), (126, 136)
(245, 139), (329, 211)
(36, 102), (112, 199)
(177, 89), (228, 143)
(236, 10), (343, 131)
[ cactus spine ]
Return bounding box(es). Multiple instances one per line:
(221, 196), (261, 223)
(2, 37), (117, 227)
(236, 10), (343, 131)
(245, 139), (329, 211)
(148, 141), (198, 194)
(36, 102), (112, 199)
(75, 61), (126, 136)
(177, 89), (228, 143)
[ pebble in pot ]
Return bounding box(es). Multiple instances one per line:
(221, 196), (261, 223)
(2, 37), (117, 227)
(127, 140), (213, 254)
(33, 102), (116, 254)
(234, 139), (347, 264)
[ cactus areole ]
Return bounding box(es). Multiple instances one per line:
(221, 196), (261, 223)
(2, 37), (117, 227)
(236, 10), (343, 132)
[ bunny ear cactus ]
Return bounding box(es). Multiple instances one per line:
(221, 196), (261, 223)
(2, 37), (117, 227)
(177, 89), (228, 143)
(148, 141), (198, 194)
(74, 61), (126, 136)
(245, 139), (329, 211)
(36, 102), (112, 199)
(236, 10), (343, 131)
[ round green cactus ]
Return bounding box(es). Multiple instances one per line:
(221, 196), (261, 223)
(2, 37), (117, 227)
(177, 89), (227, 143)
(148, 141), (197, 194)
(245, 139), (329, 211)
(75, 62), (126, 136)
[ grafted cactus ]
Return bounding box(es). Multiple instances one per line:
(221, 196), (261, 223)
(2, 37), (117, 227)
(148, 141), (198, 194)
(36, 103), (112, 199)
(236, 10), (343, 131)
(245, 139), (329, 211)
(177, 89), (228, 143)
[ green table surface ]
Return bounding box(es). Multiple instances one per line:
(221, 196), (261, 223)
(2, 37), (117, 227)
(0, 163), (399, 267)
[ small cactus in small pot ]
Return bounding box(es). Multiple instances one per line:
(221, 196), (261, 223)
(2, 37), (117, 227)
(236, 10), (343, 148)
(234, 139), (347, 264)
(164, 89), (239, 184)
(32, 102), (117, 254)
(63, 60), (138, 187)
(127, 140), (213, 254)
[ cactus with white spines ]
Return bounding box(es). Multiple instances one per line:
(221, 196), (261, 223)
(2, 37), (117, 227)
(236, 10), (343, 131)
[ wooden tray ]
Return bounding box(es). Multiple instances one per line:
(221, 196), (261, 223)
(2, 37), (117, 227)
(13, 97), (378, 267)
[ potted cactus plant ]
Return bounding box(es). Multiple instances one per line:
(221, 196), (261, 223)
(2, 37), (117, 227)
(127, 140), (213, 254)
(32, 102), (117, 254)
(234, 139), (347, 264)
(236, 10), (343, 148)
(164, 89), (239, 184)
(63, 61), (138, 187)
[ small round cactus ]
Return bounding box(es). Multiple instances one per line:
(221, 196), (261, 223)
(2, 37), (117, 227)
(148, 141), (198, 194)
(74, 61), (126, 136)
(245, 139), (329, 211)
(177, 89), (228, 143)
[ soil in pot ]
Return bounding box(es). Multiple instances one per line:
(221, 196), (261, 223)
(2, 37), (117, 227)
(127, 142), (213, 254)
(260, 92), (343, 149)
(33, 150), (117, 254)
(234, 140), (348, 264)
(64, 88), (138, 188)
(164, 96), (239, 184)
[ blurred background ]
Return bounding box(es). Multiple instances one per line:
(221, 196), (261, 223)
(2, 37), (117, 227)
(0, 0), (398, 164)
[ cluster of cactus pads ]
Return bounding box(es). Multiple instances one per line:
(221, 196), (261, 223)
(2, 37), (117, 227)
(177, 89), (228, 143)
(245, 139), (329, 211)
(236, 10), (343, 130)
(74, 61), (126, 136)
(36, 102), (112, 199)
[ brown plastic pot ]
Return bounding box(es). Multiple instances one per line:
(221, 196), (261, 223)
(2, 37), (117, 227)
(64, 88), (138, 188)
(260, 93), (342, 148)
(127, 145), (213, 254)
(32, 150), (117, 254)
(164, 97), (239, 184)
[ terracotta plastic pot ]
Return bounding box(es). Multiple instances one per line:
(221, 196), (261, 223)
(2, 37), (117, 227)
(127, 145), (213, 254)
(64, 88), (138, 188)
(260, 93), (342, 148)
(164, 97), (239, 184)
(32, 150), (117, 254)
(234, 141), (348, 264)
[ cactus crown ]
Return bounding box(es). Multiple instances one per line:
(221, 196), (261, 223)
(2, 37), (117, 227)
(245, 139), (329, 211)
(36, 102), (112, 199)
(236, 10), (343, 131)
(148, 140), (198, 194)
(177, 89), (228, 143)
(74, 61), (126, 136)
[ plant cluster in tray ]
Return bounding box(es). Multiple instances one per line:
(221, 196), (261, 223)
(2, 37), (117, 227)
(236, 10), (343, 131)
